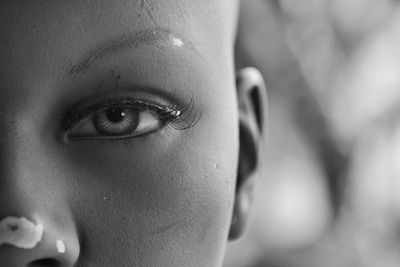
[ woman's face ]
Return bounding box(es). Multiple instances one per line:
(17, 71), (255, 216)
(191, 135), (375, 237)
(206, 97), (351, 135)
(0, 0), (240, 266)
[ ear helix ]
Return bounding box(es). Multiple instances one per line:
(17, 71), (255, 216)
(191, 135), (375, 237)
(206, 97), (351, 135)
(229, 67), (267, 241)
(236, 67), (267, 133)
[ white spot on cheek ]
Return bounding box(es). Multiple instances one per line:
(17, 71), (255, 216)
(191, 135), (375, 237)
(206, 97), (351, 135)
(56, 240), (66, 253)
(0, 217), (43, 249)
(172, 37), (184, 47)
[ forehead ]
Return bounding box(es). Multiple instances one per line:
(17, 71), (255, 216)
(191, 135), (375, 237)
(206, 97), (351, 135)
(0, 0), (238, 70)
(0, 0), (239, 117)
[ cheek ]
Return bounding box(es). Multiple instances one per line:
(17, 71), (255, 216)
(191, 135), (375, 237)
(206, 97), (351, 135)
(64, 118), (238, 265)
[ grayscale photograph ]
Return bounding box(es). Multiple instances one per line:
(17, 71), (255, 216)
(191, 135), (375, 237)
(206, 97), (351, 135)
(0, 1), (397, 266)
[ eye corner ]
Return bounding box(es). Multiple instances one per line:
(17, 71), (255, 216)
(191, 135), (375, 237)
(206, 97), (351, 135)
(62, 108), (91, 133)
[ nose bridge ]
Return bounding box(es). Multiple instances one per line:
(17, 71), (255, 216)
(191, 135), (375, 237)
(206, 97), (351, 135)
(0, 124), (60, 222)
(0, 117), (80, 266)
(0, 106), (65, 218)
(0, 114), (41, 198)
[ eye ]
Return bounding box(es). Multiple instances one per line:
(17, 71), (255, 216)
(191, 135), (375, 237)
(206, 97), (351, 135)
(63, 95), (199, 141)
(67, 104), (166, 140)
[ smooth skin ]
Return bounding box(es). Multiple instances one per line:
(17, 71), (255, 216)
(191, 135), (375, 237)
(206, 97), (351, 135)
(0, 0), (267, 266)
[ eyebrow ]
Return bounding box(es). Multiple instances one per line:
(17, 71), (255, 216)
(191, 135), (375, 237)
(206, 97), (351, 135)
(67, 27), (179, 75)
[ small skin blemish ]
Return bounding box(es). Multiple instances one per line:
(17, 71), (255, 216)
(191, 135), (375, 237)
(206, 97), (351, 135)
(150, 219), (183, 236)
(0, 217), (43, 249)
(172, 37), (184, 47)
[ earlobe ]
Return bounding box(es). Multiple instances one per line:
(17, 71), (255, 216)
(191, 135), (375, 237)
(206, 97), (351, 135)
(229, 67), (267, 240)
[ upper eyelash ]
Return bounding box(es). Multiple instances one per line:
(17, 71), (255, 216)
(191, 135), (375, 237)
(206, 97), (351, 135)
(167, 94), (202, 131)
(62, 96), (198, 132)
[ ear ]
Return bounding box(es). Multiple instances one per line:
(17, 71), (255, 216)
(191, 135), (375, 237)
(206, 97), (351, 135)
(229, 67), (268, 240)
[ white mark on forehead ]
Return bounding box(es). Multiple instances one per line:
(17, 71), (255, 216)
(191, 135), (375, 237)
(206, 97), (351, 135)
(0, 217), (43, 249)
(56, 240), (66, 253)
(172, 37), (184, 47)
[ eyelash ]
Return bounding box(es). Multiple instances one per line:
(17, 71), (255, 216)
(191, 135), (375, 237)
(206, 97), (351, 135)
(62, 95), (200, 135)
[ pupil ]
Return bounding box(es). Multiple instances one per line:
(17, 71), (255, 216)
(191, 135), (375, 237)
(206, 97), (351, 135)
(105, 108), (126, 123)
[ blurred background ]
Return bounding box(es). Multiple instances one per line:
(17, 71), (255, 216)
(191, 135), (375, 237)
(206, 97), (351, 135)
(224, 1), (400, 266)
